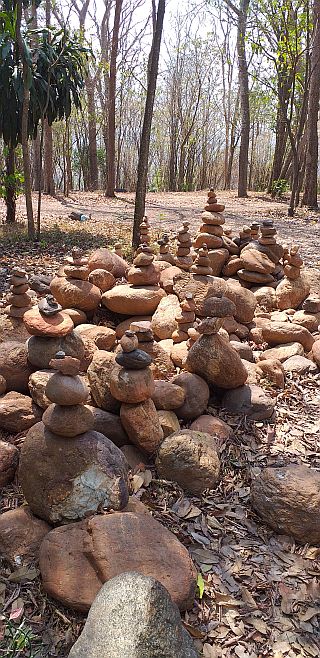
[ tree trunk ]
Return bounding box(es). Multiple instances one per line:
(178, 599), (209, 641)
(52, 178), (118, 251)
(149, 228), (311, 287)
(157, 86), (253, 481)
(268, 102), (288, 194)
(106, 0), (123, 197)
(302, 0), (320, 208)
(86, 75), (99, 190)
(43, 121), (55, 195)
(237, 0), (250, 198)
(33, 133), (41, 191)
(5, 147), (16, 223)
(132, 0), (166, 247)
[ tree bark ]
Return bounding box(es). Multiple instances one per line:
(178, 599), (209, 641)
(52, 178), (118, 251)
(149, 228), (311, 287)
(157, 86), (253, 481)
(106, 0), (123, 197)
(5, 147), (16, 223)
(43, 120), (55, 195)
(132, 0), (166, 247)
(302, 0), (320, 208)
(86, 75), (99, 190)
(237, 0), (250, 197)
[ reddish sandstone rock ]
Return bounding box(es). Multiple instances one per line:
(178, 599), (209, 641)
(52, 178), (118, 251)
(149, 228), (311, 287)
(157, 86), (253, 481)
(23, 307), (74, 337)
(292, 310), (320, 332)
(173, 372), (209, 421)
(157, 410), (180, 438)
(19, 423), (130, 523)
(110, 368), (155, 404)
(173, 271), (227, 316)
(186, 332), (247, 389)
(159, 266), (182, 293)
(276, 275), (310, 310)
(39, 512), (197, 611)
(63, 308), (87, 326)
(88, 248), (128, 278)
(156, 430), (220, 495)
(256, 359), (285, 388)
(261, 321), (314, 352)
(225, 280), (257, 323)
(251, 465), (320, 544)
(0, 392), (42, 432)
(42, 404), (94, 437)
(0, 341), (32, 394)
(87, 351), (120, 413)
(311, 339), (320, 367)
(151, 294), (180, 340)
(120, 399), (164, 454)
(259, 342), (304, 363)
(152, 380), (186, 410)
(50, 277), (101, 312)
(240, 249), (275, 275)
(253, 286), (277, 312)
(102, 285), (166, 316)
(222, 384), (275, 420)
(0, 506), (50, 563)
(74, 324), (116, 351)
(88, 269), (116, 292)
(190, 415), (232, 449)
(282, 355), (316, 375)
(0, 440), (19, 486)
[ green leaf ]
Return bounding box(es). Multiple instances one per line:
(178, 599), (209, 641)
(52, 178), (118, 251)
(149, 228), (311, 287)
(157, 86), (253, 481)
(197, 572), (205, 600)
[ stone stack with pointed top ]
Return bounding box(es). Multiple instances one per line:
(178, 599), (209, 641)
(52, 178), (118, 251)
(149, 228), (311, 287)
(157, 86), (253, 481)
(19, 351), (130, 523)
(194, 190), (225, 250)
(127, 243), (160, 286)
(139, 217), (151, 245)
(4, 267), (33, 318)
(175, 222), (193, 271)
(111, 330), (164, 454)
(190, 245), (213, 276)
(276, 244), (310, 310)
(114, 242), (123, 258)
(130, 320), (175, 379)
(283, 245), (303, 280)
(50, 247), (101, 313)
(250, 222), (260, 240)
(156, 234), (175, 265)
(172, 293), (196, 343)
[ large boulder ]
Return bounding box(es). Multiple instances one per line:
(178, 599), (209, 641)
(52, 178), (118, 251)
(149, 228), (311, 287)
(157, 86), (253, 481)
(68, 572), (198, 658)
(27, 331), (85, 369)
(251, 465), (320, 544)
(0, 341), (32, 394)
(151, 294), (180, 340)
(173, 372), (209, 420)
(120, 399), (164, 454)
(0, 506), (50, 563)
(102, 285), (166, 316)
(87, 351), (120, 413)
(260, 321), (314, 352)
(0, 392), (42, 432)
(23, 307), (74, 337)
(173, 271), (227, 316)
(186, 332), (247, 389)
(0, 439), (19, 486)
(225, 280), (257, 323)
(19, 422), (129, 523)
(222, 384), (275, 420)
(0, 313), (30, 344)
(240, 249), (275, 274)
(156, 430), (220, 495)
(50, 277), (101, 312)
(276, 275), (310, 310)
(40, 512), (197, 611)
(88, 248), (128, 279)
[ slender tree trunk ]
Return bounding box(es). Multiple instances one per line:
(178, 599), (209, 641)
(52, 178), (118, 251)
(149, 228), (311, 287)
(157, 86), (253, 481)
(132, 0), (166, 247)
(237, 0), (250, 198)
(302, 0), (320, 208)
(86, 75), (99, 190)
(43, 121), (55, 195)
(33, 133), (41, 191)
(66, 121), (73, 194)
(268, 101), (288, 194)
(106, 0), (123, 197)
(5, 147), (16, 223)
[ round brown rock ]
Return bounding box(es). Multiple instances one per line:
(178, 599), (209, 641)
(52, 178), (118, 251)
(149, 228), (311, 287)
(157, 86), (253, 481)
(120, 399), (164, 454)
(75, 324), (116, 351)
(27, 331), (85, 369)
(19, 422), (130, 523)
(0, 439), (19, 486)
(190, 415), (232, 450)
(225, 280), (257, 323)
(45, 372), (89, 405)
(276, 275), (310, 310)
(186, 333), (248, 389)
(0, 506), (51, 563)
(88, 248), (128, 278)
(0, 341), (32, 394)
(251, 465), (320, 544)
(102, 285), (166, 316)
(152, 380), (186, 410)
(88, 269), (116, 292)
(110, 367), (155, 404)
(42, 403), (94, 437)
(173, 372), (209, 420)
(50, 277), (101, 312)
(63, 308), (87, 326)
(0, 392), (42, 432)
(156, 430), (220, 495)
(87, 351), (120, 413)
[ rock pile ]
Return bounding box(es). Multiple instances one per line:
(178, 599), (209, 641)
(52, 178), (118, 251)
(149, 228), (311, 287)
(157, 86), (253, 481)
(175, 222), (193, 271)
(4, 267), (33, 318)
(139, 217), (151, 244)
(19, 351), (129, 523)
(190, 244), (213, 276)
(157, 234), (175, 265)
(172, 293), (196, 343)
(194, 190), (225, 250)
(51, 248), (101, 313)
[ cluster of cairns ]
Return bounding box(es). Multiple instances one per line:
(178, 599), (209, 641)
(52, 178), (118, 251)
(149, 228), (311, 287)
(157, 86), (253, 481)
(0, 195), (320, 657)
(4, 267), (33, 318)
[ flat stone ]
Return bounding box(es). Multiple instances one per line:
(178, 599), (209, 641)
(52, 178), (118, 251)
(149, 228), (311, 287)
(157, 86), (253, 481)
(282, 355), (316, 375)
(102, 285), (166, 315)
(0, 392), (42, 432)
(74, 324), (116, 351)
(115, 349), (152, 369)
(261, 321), (314, 351)
(42, 403), (94, 437)
(0, 506), (50, 564)
(23, 307), (74, 337)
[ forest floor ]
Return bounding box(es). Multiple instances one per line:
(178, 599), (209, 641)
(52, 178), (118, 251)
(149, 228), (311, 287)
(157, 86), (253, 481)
(0, 190), (320, 658)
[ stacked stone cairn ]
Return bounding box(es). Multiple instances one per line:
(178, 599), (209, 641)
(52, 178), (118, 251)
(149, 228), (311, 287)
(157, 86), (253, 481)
(128, 243), (160, 286)
(194, 190), (225, 250)
(175, 221), (193, 270)
(250, 222), (260, 240)
(157, 234), (175, 265)
(139, 217), (151, 245)
(114, 242), (123, 258)
(4, 267), (33, 318)
(50, 247), (101, 314)
(111, 330), (164, 455)
(172, 293), (196, 343)
(283, 245), (303, 280)
(19, 351), (129, 523)
(236, 219), (285, 288)
(234, 225), (252, 250)
(190, 244), (213, 276)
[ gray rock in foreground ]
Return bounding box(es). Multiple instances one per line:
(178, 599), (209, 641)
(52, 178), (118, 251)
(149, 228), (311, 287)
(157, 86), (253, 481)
(68, 571), (198, 658)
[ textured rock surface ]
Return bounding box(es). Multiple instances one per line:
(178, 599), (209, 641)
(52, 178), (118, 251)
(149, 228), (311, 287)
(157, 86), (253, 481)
(259, 342), (304, 363)
(157, 410), (180, 438)
(75, 324), (116, 351)
(173, 372), (209, 420)
(19, 423), (129, 523)
(222, 384), (275, 420)
(186, 332), (247, 389)
(87, 406), (128, 447)
(88, 248), (128, 278)
(152, 380), (186, 410)
(225, 281), (257, 323)
(87, 351), (120, 412)
(0, 314), (30, 344)
(51, 277), (101, 312)
(110, 367), (155, 404)
(0, 439), (19, 486)
(190, 415), (232, 450)
(0, 392), (42, 432)
(42, 403), (94, 437)
(88, 269), (116, 292)
(0, 506), (50, 563)
(28, 370), (52, 408)
(102, 285), (166, 315)
(173, 271), (227, 316)
(276, 275), (310, 310)
(40, 512), (196, 611)
(68, 572), (198, 658)
(261, 321), (314, 351)
(120, 399), (164, 454)
(156, 430), (220, 495)
(151, 294), (180, 340)
(23, 307), (74, 337)
(27, 331), (85, 369)
(0, 341), (32, 394)
(251, 465), (320, 544)
(282, 355), (316, 375)
(311, 340), (320, 367)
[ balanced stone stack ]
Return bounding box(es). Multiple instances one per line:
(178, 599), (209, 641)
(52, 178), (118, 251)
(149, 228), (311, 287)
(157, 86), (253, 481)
(172, 293), (196, 343)
(276, 244), (309, 310)
(234, 226), (252, 251)
(139, 218), (151, 245)
(283, 245), (303, 280)
(23, 296), (85, 370)
(127, 244), (160, 286)
(156, 234), (175, 265)
(111, 330), (164, 454)
(114, 242), (123, 258)
(194, 190), (225, 250)
(236, 219), (285, 288)
(50, 247), (101, 313)
(190, 245), (213, 276)
(175, 222), (193, 271)
(251, 222), (260, 240)
(130, 320), (175, 379)
(4, 267), (33, 318)
(19, 351), (129, 523)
